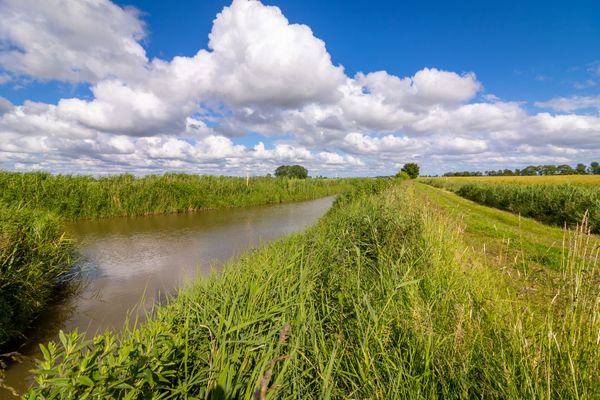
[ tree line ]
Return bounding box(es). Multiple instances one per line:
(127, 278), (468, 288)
(443, 162), (600, 177)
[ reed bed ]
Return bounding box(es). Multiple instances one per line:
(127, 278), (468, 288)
(421, 178), (600, 233)
(0, 171), (363, 220)
(0, 204), (73, 349)
(26, 181), (599, 398)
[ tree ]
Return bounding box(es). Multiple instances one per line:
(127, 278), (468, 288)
(556, 164), (575, 175)
(590, 161), (600, 175)
(575, 163), (588, 175)
(521, 166), (539, 176)
(274, 165), (308, 179)
(401, 163), (420, 179)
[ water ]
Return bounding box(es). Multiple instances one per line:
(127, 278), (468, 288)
(1, 196), (334, 395)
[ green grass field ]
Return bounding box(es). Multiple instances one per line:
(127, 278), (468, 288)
(25, 181), (599, 399)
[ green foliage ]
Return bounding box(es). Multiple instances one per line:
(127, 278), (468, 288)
(394, 171), (410, 180)
(591, 161), (600, 175)
(422, 179), (600, 233)
(274, 165), (308, 179)
(27, 182), (599, 398)
(401, 163), (420, 179)
(0, 171), (361, 219)
(0, 204), (73, 348)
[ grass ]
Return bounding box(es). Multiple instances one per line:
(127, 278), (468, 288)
(25, 180), (599, 399)
(420, 177), (600, 233)
(0, 171), (365, 220)
(0, 204), (74, 349)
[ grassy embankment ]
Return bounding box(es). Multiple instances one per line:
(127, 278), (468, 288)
(0, 172), (362, 354)
(26, 181), (599, 399)
(420, 175), (600, 233)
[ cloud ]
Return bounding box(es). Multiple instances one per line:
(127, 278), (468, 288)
(0, 0), (147, 83)
(535, 95), (600, 113)
(0, 0), (599, 176)
(207, 0), (346, 107)
(0, 96), (12, 114)
(573, 80), (597, 90)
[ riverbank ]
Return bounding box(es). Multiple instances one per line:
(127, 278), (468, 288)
(27, 181), (598, 398)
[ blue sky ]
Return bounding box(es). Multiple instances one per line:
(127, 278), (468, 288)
(0, 0), (599, 176)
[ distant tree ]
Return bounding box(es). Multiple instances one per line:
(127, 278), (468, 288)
(521, 166), (539, 176)
(556, 164), (575, 175)
(401, 163), (420, 179)
(274, 165), (308, 179)
(590, 161), (600, 175)
(575, 163), (588, 175)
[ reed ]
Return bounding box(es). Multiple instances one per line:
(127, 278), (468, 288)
(0, 171), (366, 220)
(26, 181), (599, 398)
(0, 204), (74, 349)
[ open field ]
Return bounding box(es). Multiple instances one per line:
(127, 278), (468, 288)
(0, 172), (365, 220)
(420, 176), (600, 233)
(25, 181), (599, 399)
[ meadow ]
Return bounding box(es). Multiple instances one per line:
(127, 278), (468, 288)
(420, 175), (600, 233)
(25, 181), (599, 399)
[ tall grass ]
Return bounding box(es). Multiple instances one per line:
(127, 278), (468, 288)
(422, 178), (600, 233)
(26, 182), (599, 398)
(0, 204), (74, 349)
(0, 171), (363, 219)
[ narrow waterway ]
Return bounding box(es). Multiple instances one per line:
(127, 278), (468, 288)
(2, 196), (335, 395)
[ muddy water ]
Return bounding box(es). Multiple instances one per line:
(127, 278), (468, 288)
(2, 196), (334, 395)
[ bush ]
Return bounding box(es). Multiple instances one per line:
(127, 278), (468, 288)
(395, 171), (411, 180)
